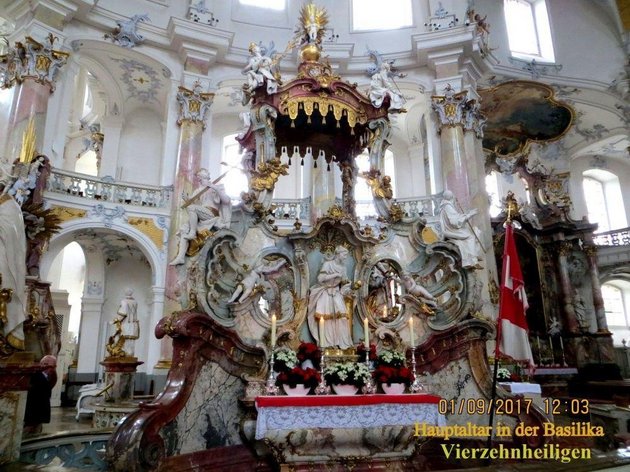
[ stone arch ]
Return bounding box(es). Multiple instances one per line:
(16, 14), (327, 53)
(43, 220), (165, 287)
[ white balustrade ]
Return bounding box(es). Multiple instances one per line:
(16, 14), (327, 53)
(47, 169), (172, 208)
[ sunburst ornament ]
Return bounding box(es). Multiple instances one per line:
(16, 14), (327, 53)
(299, 2), (328, 46)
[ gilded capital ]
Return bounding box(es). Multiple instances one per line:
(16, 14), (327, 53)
(176, 81), (215, 128)
(431, 84), (468, 130)
(583, 244), (597, 258)
(0, 34), (69, 92)
(557, 240), (573, 256)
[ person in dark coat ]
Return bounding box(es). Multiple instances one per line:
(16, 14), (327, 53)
(23, 355), (57, 435)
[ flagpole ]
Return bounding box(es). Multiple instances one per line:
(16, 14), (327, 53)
(486, 192), (518, 455)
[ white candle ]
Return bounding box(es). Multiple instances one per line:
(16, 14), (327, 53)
(409, 317), (415, 347)
(319, 317), (325, 346)
(271, 314), (277, 347)
(363, 317), (369, 348)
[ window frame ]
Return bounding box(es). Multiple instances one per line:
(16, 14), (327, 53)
(351, 0), (414, 32)
(582, 169), (627, 234)
(504, 0), (556, 63)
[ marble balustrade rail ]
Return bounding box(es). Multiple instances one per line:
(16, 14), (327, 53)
(47, 169), (173, 209)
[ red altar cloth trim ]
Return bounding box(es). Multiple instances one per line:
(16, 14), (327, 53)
(256, 393), (441, 408)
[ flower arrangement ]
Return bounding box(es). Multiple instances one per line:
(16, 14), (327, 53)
(356, 342), (377, 362)
(324, 362), (372, 388)
(273, 347), (298, 373)
(296, 342), (321, 369)
(376, 349), (406, 368)
(373, 365), (414, 386)
(373, 348), (413, 387)
(496, 367), (511, 381)
(276, 366), (321, 388)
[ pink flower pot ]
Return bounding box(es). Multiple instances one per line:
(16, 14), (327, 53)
(382, 383), (405, 394)
(332, 384), (359, 395)
(282, 384), (311, 396)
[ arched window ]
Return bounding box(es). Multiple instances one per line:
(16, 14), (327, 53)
(582, 169), (627, 233)
(601, 281), (630, 346)
(354, 150), (396, 219)
(352, 0), (412, 31)
(504, 0), (555, 62)
(221, 134), (248, 201)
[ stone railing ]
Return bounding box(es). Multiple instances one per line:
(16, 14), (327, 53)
(20, 430), (111, 470)
(271, 197), (311, 222)
(396, 195), (441, 219)
(593, 227), (630, 246)
(47, 169), (173, 209)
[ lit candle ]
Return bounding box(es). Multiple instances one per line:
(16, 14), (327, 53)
(363, 317), (369, 348)
(271, 314), (277, 347)
(319, 316), (325, 347)
(409, 317), (415, 348)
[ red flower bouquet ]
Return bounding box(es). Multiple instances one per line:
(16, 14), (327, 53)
(275, 367), (321, 388)
(297, 342), (321, 369)
(356, 342), (377, 361)
(373, 365), (414, 386)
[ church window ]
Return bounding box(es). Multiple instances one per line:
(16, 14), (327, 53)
(221, 134), (248, 201)
(352, 0), (413, 31)
(485, 172), (502, 218)
(582, 170), (627, 233)
(239, 0), (285, 10)
(504, 0), (555, 62)
(602, 282), (628, 326)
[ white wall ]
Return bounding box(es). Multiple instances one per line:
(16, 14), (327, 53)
(118, 108), (163, 185)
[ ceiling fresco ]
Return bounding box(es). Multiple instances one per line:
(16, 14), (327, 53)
(479, 80), (574, 156)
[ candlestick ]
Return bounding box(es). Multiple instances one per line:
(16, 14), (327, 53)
(559, 336), (568, 367)
(363, 317), (369, 348)
(265, 350), (279, 395)
(536, 335), (542, 366)
(271, 314), (277, 347)
(319, 316), (325, 347)
(410, 347), (425, 393)
(314, 350), (330, 395)
(409, 317), (415, 347)
(548, 336), (556, 366)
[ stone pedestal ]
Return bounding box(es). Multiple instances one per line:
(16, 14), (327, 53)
(100, 357), (143, 404)
(0, 354), (41, 464)
(94, 357), (143, 428)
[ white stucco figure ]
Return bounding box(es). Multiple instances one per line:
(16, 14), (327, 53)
(170, 169), (232, 266)
(307, 246), (355, 349)
(548, 316), (561, 337)
(228, 258), (287, 304)
(242, 42), (278, 98)
(368, 61), (405, 112)
(439, 190), (483, 269)
(399, 273), (437, 307)
(118, 288), (139, 356)
(0, 189), (27, 350)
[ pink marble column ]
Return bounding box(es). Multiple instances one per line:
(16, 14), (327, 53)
(160, 83), (213, 369)
(431, 85), (471, 202)
(584, 245), (608, 332)
(1, 35), (68, 160)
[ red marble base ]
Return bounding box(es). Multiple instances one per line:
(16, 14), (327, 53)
(157, 445), (272, 472)
(100, 357), (144, 373)
(0, 361), (42, 393)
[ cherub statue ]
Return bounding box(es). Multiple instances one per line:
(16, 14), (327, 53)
(438, 190), (483, 268)
(399, 273), (437, 307)
(548, 316), (561, 337)
(362, 169), (393, 200)
(228, 258), (287, 304)
(366, 49), (406, 112)
(250, 157), (290, 201)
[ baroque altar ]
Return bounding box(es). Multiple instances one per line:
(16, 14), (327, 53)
(106, 4), (546, 471)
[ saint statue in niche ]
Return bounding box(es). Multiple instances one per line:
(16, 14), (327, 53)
(307, 246), (358, 349)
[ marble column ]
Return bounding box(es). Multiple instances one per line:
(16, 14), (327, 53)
(146, 286), (169, 370)
(77, 296), (105, 378)
(584, 245), (608, 332)
(431, 84), (471, 202)
(557, 241), (579, 334)
(310, 161), (336, 220)
(1, 34), (68, 161)
(162, 82), (214, 367)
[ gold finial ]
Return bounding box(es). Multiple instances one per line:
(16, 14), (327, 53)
(19, 117), (37, 164)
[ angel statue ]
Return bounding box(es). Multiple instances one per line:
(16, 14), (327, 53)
(366, 49), (406, 112)
(298, 2), (328, 46)
(228, 258), (287, 304)
(242, 41), (279, 102)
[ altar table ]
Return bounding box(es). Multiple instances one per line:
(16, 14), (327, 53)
(255, 394), (445, 439)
